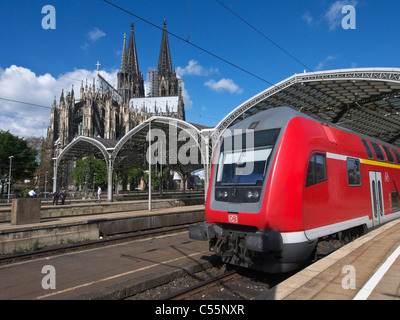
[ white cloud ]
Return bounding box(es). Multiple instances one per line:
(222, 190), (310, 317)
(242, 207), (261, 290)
(0, 65), (118, 138)
(81, 27), (106, 50)
(88, 27), (106, 42)
(315, 55), (338, 71)
(176, 60), (218, 77)
(182, 87), (193, 110)
(302, 12), (315, 27)
(302, 1), (358, 30)
(324, 1), (355, 30)
(204, 78), (243, 94)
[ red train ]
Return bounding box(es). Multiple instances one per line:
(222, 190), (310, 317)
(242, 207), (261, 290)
(190, 107), (400, 273)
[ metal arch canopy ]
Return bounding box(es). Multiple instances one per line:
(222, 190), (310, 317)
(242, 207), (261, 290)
(111, 116), (210, 175)
(56, 136), (116, 166)
(212, 68), (400, 147)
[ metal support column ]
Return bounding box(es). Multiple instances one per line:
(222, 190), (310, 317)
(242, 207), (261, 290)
(148, 120), (152, 211)
(107, 158), (113, 202)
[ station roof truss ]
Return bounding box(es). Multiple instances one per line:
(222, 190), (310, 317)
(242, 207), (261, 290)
(213, 68), (400, 147)
(57, 136), (116, 165)
(112, 116), (209, 175)
(57, 117), (212, 176)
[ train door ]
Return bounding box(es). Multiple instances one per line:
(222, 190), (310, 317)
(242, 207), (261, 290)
(369, 171), (384, 226)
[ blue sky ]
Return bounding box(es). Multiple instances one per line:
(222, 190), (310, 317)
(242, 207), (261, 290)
(1, 0), (400, 137)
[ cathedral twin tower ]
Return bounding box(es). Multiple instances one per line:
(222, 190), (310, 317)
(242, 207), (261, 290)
(47, 21), (185, 149)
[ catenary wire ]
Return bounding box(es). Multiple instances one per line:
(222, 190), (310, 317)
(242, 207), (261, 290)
(215, 0), (313, 72)
(102, 0), (274, 85)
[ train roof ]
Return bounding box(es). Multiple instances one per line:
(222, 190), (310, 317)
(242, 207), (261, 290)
(229, 106), (399, 150)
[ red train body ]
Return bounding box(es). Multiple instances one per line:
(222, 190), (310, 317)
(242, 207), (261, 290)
(190, 107), (400, 273)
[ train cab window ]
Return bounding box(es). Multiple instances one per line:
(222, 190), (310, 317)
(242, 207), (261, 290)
(361, 139), (374, 160)
(382, 146), (395, 164)
(370, 142), (385, 162)
(391, 191), (399, 212)
(306, 153), (327, 187)
(347, 158), (361, 186)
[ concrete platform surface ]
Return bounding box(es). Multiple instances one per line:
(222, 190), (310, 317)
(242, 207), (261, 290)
(256, 219), (400, 300)
(0, 232), (216, 300)
(0, 205), (205, 255)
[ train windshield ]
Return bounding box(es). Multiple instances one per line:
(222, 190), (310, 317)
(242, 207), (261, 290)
(216, 129), (280, 186)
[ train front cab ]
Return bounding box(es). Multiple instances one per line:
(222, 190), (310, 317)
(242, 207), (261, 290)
(190, 108), (319, 273)
(190, 107), (400, 273)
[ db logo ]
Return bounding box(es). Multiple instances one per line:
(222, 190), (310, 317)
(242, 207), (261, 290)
(385, 172), (390, 183)
(228, 214), (238, 224)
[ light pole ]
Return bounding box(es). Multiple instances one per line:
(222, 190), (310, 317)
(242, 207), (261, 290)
(93, 172), (96, 195)
(45, 171), (48, 199)
(7, 156), (14, 203)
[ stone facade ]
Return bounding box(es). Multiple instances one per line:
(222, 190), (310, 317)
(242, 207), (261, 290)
(46, 21), (185, 151)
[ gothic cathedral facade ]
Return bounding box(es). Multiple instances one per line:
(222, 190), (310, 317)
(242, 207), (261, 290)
(46, 21), (185, 150)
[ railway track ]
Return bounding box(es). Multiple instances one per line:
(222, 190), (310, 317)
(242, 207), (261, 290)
(128, 266), (294, 300)
(161, 269), (241, 300)
(0, 224), (194, 265)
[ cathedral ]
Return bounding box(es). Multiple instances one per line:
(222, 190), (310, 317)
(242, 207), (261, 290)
(46, 21), (185, 150)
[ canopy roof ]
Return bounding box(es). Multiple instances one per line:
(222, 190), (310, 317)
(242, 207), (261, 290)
(58, 68), (400, 177)
(57, 117), (210, 176)
(213, 68), (400, 146)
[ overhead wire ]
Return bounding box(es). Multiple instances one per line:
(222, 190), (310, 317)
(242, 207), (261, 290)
(215, 0), (313, 72)
(102, 0), (274, 85)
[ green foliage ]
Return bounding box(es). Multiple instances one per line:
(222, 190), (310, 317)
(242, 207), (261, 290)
(70, 156), (107, 187)
(0, 130), (38, 192)
(143, 166), (170, 189)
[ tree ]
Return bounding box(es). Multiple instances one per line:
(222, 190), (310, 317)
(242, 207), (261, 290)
(70, 156), (107, 189)
(0, 131), (38, 194)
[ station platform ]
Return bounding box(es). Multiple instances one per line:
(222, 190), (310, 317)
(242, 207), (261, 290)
(256, 218), (400, 300)
(0, 202), (205, 255)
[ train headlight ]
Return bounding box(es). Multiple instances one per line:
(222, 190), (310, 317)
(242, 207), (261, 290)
(216, 189), (229, 201)
(246, 189), (260, 202)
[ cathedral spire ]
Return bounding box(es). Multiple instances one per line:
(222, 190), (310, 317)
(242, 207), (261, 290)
(120, 33), (127, 72)
(158, 20), (173, 76)
(127, 22), (140, 75)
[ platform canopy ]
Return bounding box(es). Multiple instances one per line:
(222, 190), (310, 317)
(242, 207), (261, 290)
(112, 116), (210, 175)
(212, 68), (400, 147)
(56, 117), (211, 176)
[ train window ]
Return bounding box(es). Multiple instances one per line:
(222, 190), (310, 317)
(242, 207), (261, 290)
(393, 149), (400, 163)
(361, 139), (374, 160)
(306, 153), (327, 187)
(347, 158), (361, 186)
(382, 145), (395, 163)
(370, 142), (385, 162)
(216, 129), (280, 186)
(392, 191), (399, 212)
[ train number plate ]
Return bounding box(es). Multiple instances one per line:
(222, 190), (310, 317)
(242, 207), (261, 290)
(228, 214), (238, 224)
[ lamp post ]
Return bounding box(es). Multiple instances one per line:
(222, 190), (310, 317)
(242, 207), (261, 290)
(7, 156), (14, 203)
(45, 171), (48, 199)
(93, 172), (96, 195)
